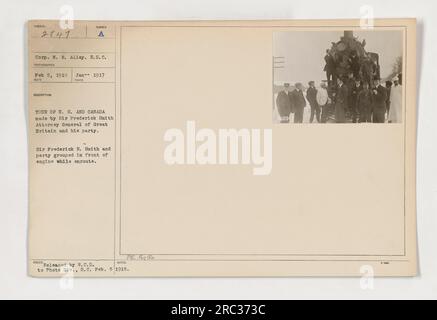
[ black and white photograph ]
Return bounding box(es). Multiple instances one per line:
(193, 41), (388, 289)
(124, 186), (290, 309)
(273, 29), (404, 124)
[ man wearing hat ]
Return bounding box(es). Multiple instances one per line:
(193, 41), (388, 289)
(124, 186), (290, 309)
(275, 83), (292, 123)
(290, 83), (306, 123)
(388, 75), (402, 123)
(372, 78), (388, 123)
(357, 81), (373, 123)
(306, 81), (320, 123)
(317, 82), (330, 123)
(348, 77), (361, 123)
(324, 49), (336, 85)
(335, 77), (349, 123)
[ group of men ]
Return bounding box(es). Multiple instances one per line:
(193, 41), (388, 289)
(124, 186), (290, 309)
(324, 49), (381, 90)
(275, 82), (307, 123)
(275, 74), (402, 124)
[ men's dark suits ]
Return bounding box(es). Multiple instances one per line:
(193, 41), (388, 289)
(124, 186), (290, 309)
(349, 83), (361, 123)
(335, 84), (348, 123)
(291, 89), (306, 123)
(357, 88), (373, 123)
(276, 90), (292, 122)
(372, 85), (387, 123)
(306, 86), (320, 123)
(324, 54), (336, 84)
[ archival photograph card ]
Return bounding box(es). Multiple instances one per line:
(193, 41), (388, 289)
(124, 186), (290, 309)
(28, 19), (417, 277)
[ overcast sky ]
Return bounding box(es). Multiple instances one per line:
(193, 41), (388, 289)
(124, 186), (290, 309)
(273, 30), (403, 86)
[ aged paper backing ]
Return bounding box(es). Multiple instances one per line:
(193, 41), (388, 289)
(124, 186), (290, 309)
(28, 19), (417, 277)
